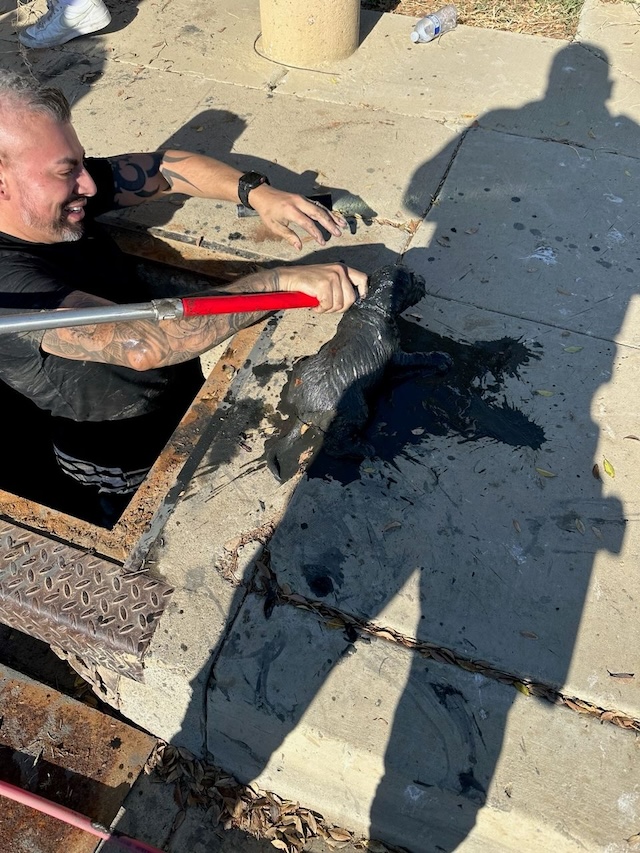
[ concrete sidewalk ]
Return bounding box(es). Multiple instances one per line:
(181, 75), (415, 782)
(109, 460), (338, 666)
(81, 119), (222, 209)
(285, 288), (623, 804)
(2, 0), (640, 850)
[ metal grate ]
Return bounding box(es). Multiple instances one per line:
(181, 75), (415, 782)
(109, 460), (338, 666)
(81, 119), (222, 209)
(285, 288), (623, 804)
(0, 521), (173, 680)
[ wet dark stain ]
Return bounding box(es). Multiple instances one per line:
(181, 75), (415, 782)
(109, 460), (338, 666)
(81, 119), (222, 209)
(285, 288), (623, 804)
(306, 570), (334, 597)
(458, 769), (486, 800)
(597, 259), (612, 269)
(513, 222), (525, 230)
(511, 196), (521, 203)
(303, 323), (545, 485)
(302, 555), (345, 598)
(252, 360), (289, 388)
(203, 397), (265, 473)
(431, 682), (463, 704)
(428, 682), (487, 802)
(530, 228), (542, 236)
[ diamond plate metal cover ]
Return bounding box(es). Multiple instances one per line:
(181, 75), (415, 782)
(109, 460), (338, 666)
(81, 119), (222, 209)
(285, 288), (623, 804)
(0, 521), (173, 680)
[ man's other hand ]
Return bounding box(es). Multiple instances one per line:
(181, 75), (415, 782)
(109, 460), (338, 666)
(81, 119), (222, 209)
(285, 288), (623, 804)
(248, 185), (351, 251)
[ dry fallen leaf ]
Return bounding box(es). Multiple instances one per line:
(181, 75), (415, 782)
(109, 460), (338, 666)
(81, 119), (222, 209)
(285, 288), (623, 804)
(520, 631), (538, 640)
(564, 699), (591, 714)
(608, 670), (635, 682)
(430, 648), (456, 665)
(374, 629), (398, 642)
(535, 389), (554, 397)
(563, 345), (583, 353)
(575, 518), (586, 535)
(512, 519), (521, 534)
(535, 467), (557, 478)
(592, 463), (600, 480)
(328, 828), (353, 842)
(603, 458), (615, 478)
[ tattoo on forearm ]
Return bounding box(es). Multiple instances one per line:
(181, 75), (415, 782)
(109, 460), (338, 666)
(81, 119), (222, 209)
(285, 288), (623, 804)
(43, 309), (273, 369)
(159, 153), (203, 194)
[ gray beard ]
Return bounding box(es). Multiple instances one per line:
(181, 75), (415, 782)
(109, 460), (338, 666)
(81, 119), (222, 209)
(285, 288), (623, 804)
(20, 201), (85, 243)
(57, 225), (83, 242)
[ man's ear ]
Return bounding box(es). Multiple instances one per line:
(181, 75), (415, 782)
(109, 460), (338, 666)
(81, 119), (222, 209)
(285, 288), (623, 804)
(0, 159), (8, 199)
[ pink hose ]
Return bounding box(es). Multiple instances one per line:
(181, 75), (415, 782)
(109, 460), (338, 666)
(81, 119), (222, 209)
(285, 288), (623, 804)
(0, 778), (165, 853)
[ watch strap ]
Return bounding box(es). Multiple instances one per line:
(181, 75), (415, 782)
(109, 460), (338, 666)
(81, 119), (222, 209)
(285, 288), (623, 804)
(238, 171), (270, 210)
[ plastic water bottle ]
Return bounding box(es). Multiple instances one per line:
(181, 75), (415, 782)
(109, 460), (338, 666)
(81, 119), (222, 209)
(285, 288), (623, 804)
(410, 5), (457, 43)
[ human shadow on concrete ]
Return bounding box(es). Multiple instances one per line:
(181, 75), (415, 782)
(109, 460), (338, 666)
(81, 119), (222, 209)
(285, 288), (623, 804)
(162, 41), (636, 853)
(367, 41), (631, 848)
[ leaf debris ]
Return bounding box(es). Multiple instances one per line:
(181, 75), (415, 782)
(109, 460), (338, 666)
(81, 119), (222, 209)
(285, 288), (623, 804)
(144, 742), (391, 853)
(535, 467), (557, 478)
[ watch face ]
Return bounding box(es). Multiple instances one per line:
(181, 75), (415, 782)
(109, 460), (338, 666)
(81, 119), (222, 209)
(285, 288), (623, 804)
(239, 172), (270, 209)
(243, 172), (267, 188)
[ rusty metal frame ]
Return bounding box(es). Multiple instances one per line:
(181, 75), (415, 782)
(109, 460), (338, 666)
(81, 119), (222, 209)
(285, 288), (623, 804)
(0, 663), (155, 852)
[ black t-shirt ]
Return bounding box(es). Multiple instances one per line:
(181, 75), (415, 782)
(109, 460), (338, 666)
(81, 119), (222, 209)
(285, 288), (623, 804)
(0, 158), (203, 469)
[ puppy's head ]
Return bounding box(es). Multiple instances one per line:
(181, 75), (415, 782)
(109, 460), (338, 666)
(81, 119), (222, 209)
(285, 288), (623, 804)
(363, 264), (426, 316)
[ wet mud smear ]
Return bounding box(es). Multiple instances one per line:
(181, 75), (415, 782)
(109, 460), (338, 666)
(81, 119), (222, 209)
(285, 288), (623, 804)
(264, 320), (545, 485)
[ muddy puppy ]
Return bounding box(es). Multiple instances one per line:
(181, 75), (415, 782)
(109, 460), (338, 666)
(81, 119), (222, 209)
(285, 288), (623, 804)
(266, 264), (452, 480)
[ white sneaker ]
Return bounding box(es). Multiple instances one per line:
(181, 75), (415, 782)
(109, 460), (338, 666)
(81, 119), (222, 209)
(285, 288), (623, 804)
(19, 0), (111, 49)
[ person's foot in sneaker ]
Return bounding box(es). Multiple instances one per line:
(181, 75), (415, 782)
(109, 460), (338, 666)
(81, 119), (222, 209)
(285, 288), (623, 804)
(19, 0), (111, 49)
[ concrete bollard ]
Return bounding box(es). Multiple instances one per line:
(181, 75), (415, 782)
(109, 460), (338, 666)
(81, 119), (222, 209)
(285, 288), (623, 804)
(259, 0), (360, 68)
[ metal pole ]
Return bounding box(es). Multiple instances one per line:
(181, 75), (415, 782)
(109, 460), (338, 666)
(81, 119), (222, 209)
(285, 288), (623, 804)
(0, 298), (182, 334)
(0, 292), (319, 335)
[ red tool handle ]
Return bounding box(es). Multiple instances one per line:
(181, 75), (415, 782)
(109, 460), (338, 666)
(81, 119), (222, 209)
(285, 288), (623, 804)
(181, 291), (319, 316)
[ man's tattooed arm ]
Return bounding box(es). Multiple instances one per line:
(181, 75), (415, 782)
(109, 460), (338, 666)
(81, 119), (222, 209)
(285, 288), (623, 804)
(108, 150), (245, 208)
(40, 270), (283, 370)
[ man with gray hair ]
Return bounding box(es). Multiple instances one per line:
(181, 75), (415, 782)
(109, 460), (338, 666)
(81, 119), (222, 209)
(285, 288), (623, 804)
(0, 70), (366, 525)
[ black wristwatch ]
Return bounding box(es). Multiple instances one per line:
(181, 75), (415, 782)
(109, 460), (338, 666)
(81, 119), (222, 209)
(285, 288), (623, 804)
(238, 171), (270, 210)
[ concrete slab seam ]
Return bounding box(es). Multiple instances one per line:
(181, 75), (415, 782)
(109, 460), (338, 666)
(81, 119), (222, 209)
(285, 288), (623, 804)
(246, 546), (640, 738)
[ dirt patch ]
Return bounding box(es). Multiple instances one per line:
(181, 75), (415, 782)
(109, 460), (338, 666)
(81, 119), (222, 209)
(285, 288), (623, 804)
(361, 0), (607, 40)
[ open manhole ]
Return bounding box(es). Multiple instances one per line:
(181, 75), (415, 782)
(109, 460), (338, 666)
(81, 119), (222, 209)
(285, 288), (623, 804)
(0, 228), (264, 560)
(0, 229), (267, 688)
